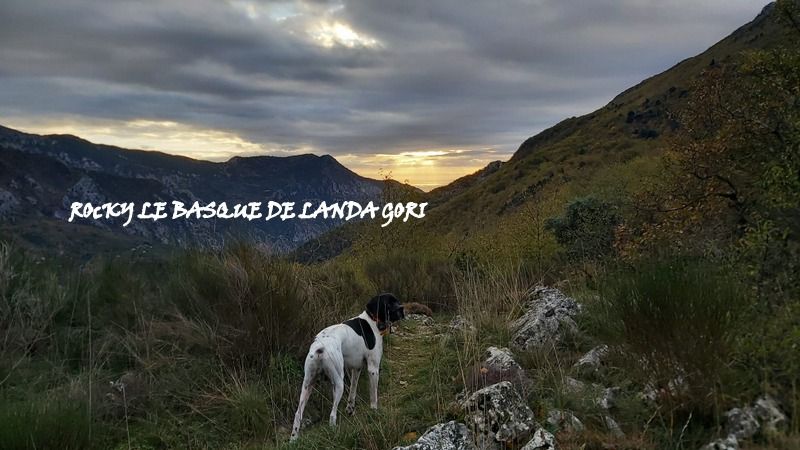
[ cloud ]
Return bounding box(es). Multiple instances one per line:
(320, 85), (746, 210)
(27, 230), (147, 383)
(0, 0), (765, 187)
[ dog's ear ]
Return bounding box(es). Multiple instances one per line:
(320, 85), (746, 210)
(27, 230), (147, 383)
(366, 295), (381, 318)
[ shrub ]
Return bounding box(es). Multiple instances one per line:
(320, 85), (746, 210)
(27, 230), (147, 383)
(0, 395), (93, 450)
(362, 251), (453, 310)
(591, 258), (747, 413)
(546, 196), (620, 263)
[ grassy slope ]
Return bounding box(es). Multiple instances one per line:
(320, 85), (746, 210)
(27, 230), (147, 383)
(427, 3), (784, 225)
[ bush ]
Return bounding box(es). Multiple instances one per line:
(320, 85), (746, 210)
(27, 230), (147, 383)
(166, 243), (324, 365)
(590, 258), (747, 413)
(546, 197), (620, 263)
(0, 395), (93, 450)
(362, 251), (453, 310)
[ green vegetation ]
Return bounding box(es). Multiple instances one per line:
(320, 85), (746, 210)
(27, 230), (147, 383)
(2, 2), (799, 449)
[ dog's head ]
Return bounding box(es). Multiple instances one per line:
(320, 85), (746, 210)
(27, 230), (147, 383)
(366, 293), (405, 332)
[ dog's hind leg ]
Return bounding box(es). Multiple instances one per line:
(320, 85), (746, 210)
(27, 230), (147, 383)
(291, 350), (321, 441)
(329, 369), (344, 426)
(346, 368), (361, 415)
(290, 374), (314, 441)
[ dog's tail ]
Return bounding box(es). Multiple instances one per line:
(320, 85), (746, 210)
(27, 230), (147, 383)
(309, 342), (326, 360)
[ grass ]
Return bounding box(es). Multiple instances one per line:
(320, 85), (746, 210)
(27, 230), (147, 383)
(0, 239), (797, 449)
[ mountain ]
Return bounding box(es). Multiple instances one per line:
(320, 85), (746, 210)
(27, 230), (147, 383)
(0, 125), (404, 258)
(418, 2), (788, 231)
(290, 2), (793, 261)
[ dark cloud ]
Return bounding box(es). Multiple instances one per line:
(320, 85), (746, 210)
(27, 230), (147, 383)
(0, 0), (766, 185)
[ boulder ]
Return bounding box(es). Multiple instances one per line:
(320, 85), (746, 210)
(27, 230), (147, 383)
(725, 407), (759, 440)
(393, 421), (478, 450)
(546, 409), (584, 433)
(521, 428), (556, 450)
(478, 346), (530, 390)
(700, 435), (739, 450)
(449, 315), (475, 332)
(563, 377), (586, 395)
(461, 381), (537, 444)
(596, 387), (619, 410)
(752, 395), (787, 434)
(572, 345), (609, 376)
(603, 415), (624, 438)
(511, 286), (581, 351)
(406, 313), (434, 326)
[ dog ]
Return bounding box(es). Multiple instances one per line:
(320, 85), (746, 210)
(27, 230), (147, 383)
(290, 293), (405, 441)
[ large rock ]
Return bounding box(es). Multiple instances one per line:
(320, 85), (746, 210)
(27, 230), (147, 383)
(546, 409), (584, 433)
(603, 415), (624, 438)
(572, 345), (609, 377)
(511, 286), (581, 351)
(393, 421), (477, 450)
(449, 315), (476, 332)
(521, 428), (556, 450)
(461, 381), (537, 444)
(752, 395), (787, 434)
(725, 407), (759, 440)
(721, 395), (787, 441)
(478, 346), (530, 391)
(700, 435), (739, 450)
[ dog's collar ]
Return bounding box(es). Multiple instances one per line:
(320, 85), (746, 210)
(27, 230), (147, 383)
(368, 312), (392, 336)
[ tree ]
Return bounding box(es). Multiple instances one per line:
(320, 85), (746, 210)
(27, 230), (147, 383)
(546, 196), (620, 263)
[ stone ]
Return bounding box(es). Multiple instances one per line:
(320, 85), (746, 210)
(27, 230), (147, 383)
(393, 421), (478, 450)
(752, 395), (787, 434)
(596, 387), (619, 410)
(572, 345), (609, 376)
(603, 415), (624, 438)
(546, 409), (584, 433)
(725, 407), (759, 440)
(563, 377), (586, 394)
(450, 315), (476, 332)
(461, 381), (537, 444)
(700, 434), (739, 450)
(521, 428), (556, 450)
(479, 346), (529, 390)
(512, 286), (581, 351)
(406, 313), (434, 326)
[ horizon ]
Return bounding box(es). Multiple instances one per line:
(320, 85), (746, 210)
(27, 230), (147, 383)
(0, 0), (766, 189)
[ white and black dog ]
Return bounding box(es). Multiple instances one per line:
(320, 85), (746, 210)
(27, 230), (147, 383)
(290, 293), (405, 441)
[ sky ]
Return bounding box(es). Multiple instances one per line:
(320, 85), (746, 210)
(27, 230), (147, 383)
(0, 0), (766, 189)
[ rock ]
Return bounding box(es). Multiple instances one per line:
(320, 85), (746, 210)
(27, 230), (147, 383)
(752, 395), (787, 434)
(103, 371), (148, 418)
(521, 428), (556, 450)
(0, 189), (20, 220)
(450, 315), (475, 332)
(572, 345), (609, 376)
(700, 434), (739, 450)
(596, 387), (619, 410)
(563, 377), (586, 394)
(478, 346), (529, 390)
(603, 415), (624, 438)
(725, 407), (759, 440)
(393, 421), (478, 450)
(546, 409), (584, 433)
(461, 381), (537, 444)
(511, 286), (581, 351)
(406, 313), (434, 326)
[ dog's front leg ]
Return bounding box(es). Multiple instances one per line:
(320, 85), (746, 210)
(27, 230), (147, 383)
(346, 368), (361, 415)
(367, 362), (380, 410)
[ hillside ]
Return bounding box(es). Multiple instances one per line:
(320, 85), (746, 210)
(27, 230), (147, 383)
(0, 125), (411, 258)
(418, 2), (789, 235)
